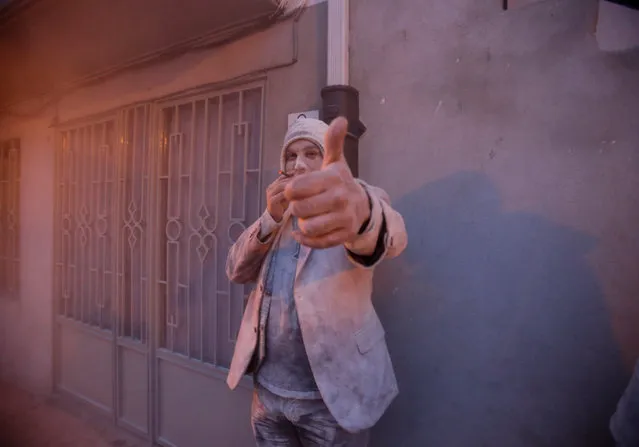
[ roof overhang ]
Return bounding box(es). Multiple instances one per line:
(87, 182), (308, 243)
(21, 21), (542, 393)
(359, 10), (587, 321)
(0, 0), (304, 108)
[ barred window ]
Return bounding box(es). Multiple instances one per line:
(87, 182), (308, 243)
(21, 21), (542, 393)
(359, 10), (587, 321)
(157, 84), (264, 367)
(0, 138), (20, 300)
(54, 83), (264, 371)
(55, 121), (118, 329)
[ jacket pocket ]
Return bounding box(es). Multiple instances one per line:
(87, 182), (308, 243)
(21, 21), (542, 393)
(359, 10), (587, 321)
(354, 311), (386, 354)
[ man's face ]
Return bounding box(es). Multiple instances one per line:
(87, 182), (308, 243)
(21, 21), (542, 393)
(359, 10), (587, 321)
(284, 139), (323, 177)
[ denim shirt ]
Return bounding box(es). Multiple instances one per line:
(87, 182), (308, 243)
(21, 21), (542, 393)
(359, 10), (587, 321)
(255, 217), (321, 399)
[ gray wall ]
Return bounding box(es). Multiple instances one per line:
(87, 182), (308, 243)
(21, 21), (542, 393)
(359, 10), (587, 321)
(350, 0), (639, 445)
(261, 5), (327, 186)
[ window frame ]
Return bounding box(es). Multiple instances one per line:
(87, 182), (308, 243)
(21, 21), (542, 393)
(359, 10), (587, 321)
(0, 137), (21, 301)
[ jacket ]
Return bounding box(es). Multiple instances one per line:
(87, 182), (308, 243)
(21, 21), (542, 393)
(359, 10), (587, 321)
(225, 180), (408, 432)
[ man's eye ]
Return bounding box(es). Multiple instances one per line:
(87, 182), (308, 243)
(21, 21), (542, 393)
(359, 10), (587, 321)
(307, 151), (319, 159)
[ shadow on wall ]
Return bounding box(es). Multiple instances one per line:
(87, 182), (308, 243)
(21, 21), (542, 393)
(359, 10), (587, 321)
(372, 171), (627, 447)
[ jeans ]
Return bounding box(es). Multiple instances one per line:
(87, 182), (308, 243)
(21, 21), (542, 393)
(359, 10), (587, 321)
(251, 385), (370, 447)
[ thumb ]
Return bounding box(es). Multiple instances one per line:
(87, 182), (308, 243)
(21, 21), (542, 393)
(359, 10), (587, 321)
(322, 117), (348, 168)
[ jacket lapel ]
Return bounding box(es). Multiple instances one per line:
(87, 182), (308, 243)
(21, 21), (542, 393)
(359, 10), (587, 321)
(295, 243), (312, 279)
(290, 214), (312, 279)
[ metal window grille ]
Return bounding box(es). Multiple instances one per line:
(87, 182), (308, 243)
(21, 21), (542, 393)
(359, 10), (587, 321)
(55, 120), (118, 330)
(54, 82), (264, 369)
(157, 84), (264, 367)
(117, 105), (152, 343)
(55, 108), (153, 342)
(0, 138), (20, 300)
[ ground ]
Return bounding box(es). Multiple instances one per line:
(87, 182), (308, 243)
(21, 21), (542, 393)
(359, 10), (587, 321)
(0, 381), (145, 447)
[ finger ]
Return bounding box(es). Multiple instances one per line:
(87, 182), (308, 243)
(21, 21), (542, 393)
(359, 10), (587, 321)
(289, 190), (346, 219)
(269, 178), (291, 197)
(271, 175), (291, 188)
(269, 174), (290, 188)
(322, 117), (348, 168)
(297, 212), (350, 238)
(292, 228), (351, 249)
(271, 191), (288, 206)
(272, 181), (288, 195)
(284, 170), (338, 202)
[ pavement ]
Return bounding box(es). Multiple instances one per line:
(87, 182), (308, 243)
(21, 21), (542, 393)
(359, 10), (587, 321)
(0, 380), (145, 447)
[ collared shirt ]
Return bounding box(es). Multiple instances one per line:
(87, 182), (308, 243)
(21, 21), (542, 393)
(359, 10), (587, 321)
(255, 217), (321, 399)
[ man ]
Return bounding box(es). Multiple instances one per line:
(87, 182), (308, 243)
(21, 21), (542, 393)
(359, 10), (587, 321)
(226, 116), (407, 446)
(610, 358), (639, 446)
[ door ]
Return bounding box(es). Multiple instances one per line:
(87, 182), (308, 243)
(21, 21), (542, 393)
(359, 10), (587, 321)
(53, 81), (265, 446)
(151, 83), (264, 446)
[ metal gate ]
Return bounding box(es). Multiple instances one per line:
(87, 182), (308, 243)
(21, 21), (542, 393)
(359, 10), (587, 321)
(54, 82), (264, 446)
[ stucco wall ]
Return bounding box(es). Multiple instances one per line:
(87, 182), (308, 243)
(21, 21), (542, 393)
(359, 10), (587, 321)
(350, 0), (639, 445)
(0, 116), (55, 395)
(0, 2), (327, 404)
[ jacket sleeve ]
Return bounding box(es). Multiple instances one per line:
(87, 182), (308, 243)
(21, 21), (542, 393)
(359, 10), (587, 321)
(344, 180), (408, 269)
(225, 211), (279, 284)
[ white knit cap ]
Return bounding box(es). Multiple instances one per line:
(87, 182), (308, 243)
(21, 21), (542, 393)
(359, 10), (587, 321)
(280, 117), (329, 170)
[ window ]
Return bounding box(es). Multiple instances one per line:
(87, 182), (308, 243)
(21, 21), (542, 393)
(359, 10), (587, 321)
(157, 84), (264, 367)
(0, 138), (20, 300)
(55, 120), (118, 329)
(54, 82), (265, 370)
(118, 105), (152, 343)
(55, 106), (154, 346)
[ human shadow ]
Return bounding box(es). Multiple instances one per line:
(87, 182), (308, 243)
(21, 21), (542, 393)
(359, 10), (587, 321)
(371, 171), (627, 447)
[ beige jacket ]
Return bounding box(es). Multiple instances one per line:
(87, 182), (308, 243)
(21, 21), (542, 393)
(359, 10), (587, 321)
(225, 180), (408, 432)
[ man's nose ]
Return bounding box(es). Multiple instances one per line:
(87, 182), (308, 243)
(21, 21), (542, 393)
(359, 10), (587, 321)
(294, 157), (308, 173)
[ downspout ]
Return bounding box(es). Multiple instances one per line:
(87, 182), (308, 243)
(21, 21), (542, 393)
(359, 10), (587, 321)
(321, 0), (366, 177)
(326, 0), (349, 86)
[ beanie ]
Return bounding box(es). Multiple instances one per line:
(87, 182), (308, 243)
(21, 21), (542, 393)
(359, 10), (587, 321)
(280, 117), (329, 171)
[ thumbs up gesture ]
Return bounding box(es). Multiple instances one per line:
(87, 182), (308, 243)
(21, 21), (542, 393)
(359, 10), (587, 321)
(284, 117), (371, 249)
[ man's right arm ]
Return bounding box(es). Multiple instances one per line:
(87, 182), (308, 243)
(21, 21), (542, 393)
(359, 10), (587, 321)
(225, 211), (282, 284)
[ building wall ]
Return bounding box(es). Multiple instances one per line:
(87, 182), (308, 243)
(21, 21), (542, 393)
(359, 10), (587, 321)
(0, 116), (55, 395)
(0, 2), (327, 406)
(350, 0), (639, 445)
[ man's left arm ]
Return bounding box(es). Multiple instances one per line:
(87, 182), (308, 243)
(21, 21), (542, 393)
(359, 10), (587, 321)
(344, 180), (407, 269)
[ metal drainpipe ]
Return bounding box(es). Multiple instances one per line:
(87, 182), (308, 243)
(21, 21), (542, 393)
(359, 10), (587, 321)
(321, 0), (366, 177)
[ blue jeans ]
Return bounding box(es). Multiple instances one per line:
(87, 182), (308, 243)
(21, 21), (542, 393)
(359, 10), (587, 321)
(611, 360), (639, 447)
(251, 385), (370, 447)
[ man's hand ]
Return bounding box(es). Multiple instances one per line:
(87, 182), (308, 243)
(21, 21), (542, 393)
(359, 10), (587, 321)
(266, 175), (291, 223)
(284, 117), (371, 249)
